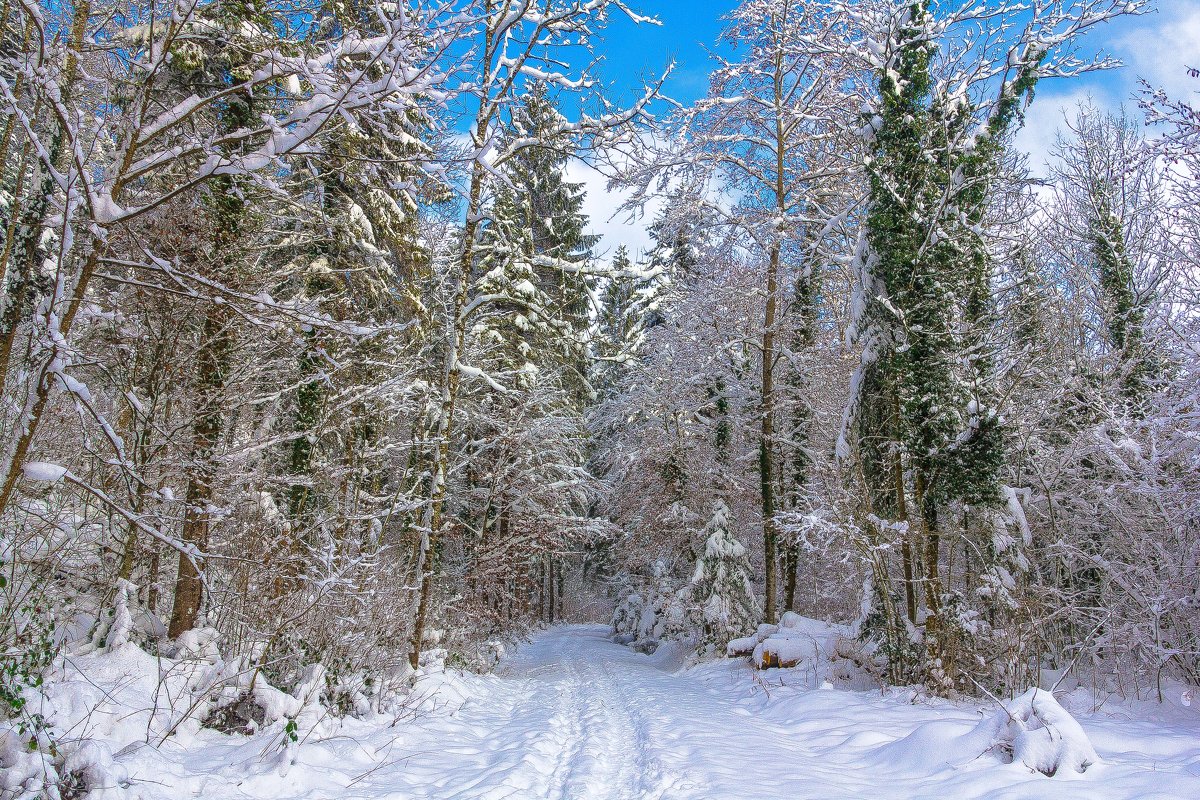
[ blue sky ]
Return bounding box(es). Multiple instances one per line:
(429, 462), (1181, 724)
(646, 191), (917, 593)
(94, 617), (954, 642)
(594, 2), (734, 108)
(576, 0), (1200, 258)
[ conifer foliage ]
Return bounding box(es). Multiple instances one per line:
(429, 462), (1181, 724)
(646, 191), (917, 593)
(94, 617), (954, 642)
(476, 83), (600, 399)
(689, 499), (760, 656)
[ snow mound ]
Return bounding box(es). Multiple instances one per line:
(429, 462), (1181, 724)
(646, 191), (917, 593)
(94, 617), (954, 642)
(1, 727), (59, 800)
(971, 688), (1099, 776)
(868, 717), (994, 773)
(732, 614), (849, 671)
(61, 739), (129, 799)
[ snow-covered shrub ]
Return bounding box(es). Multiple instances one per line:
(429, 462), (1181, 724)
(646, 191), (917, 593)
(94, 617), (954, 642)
(616, 501), (761, 660)
(59, 739), (129, 800)
(830, 635), (888, 685)
(91, 580), (137, 653)
(0, 555), (61, 786)
(631, 561), (690, 653)
(611, 590), (644, 646)
(970, 688), (1099, 776)
(609, 560), (693, 654)
(689, 499), (760, 657)
(0, 725), (60, 800)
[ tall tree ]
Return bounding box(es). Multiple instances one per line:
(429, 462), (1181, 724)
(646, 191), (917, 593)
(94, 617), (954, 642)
(404, 0), (658, 668)
(476, 82), (600, 403)
(630, 0), (859, 621)
(1050, 106), (1164, 408)
(841, 0), (1144, 690)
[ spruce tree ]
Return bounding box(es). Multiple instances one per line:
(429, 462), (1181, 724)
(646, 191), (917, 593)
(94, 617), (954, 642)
(593, 246), (640, 397)
(637, 211), (696, 330)
(689, 499), (760, 656)
(475, 82), (600, 405)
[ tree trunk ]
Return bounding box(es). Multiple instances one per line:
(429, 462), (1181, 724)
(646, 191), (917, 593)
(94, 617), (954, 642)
(0, 4), (85, 393)
(761, 242), (781, 623)
(547, 554), (556, 623)
(892, 393), (917, 624)
(537, 556), (546, 622)
(0, 5), (91, 514)
(0, 243), (101, 518)
(556, 559), (565, 621)
(147, 542), (161, 614)
(408, 151), (482, 669)
(914, 470), (946, 681)
(167, 303), (230, 639)
(782, 543), (799, 612)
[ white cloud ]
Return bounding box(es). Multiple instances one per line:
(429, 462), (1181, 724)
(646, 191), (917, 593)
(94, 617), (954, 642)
(1009, 0), (1200, 180)
(565, 158), (664, 264)
(1116, 0), (1200, 99)
(1013, 87), (1106, 180)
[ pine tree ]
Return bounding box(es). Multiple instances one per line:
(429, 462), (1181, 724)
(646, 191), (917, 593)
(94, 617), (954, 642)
(689, 499), (760, 656)
(592, 246), (640, 397)
(275, 19), (437, 572)
(475, 82), (600, 404)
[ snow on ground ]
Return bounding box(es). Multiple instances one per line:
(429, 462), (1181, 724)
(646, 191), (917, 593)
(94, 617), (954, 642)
(21, 624), (1200, 799)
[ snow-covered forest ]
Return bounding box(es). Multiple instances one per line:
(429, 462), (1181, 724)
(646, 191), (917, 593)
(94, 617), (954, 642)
(3, 0), (1200, 797)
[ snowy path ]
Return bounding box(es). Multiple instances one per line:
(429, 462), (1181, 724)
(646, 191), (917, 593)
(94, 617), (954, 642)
(113, 624), (1200, 799)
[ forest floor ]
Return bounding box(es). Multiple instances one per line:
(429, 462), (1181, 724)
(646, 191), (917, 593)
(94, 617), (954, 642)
(41, 624), (1200, 799)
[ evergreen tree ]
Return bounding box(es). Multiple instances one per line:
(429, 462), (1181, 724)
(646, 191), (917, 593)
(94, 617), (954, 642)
(475, 82), (600, 404)
(638, 210), (696, 329)
(274, 18), (437, 563)
(1090, 185), (1154, 406)
(593, 246), (640, 396)
(842, 0), (1111, 689)
(689, 499), (760, 656)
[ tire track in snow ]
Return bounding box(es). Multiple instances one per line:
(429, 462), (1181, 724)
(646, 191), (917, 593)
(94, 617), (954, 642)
(539, 666), (587, 800)
(557, 657), (639, 800)
(595, 658), (662, 800)
(337, 625), (926, 798)
(511, 629), (646, 800)
(509, 626), (726, 800)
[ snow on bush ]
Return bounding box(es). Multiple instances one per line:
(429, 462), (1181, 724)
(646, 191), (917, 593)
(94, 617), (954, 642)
(102, 580), (136, 651)
(610, 563), (691, 654)
(613, 501), (760, 659)
(60, 738), (129, 799)
(632, 562), (689, 653)
(689, 499), (759, 657)
(3, 499), (105, 573)
(610, 586), (644, 646)
(970, 688), (1099, 776)
(0, 726), (60, 800)
(21, 462), (68, 483)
